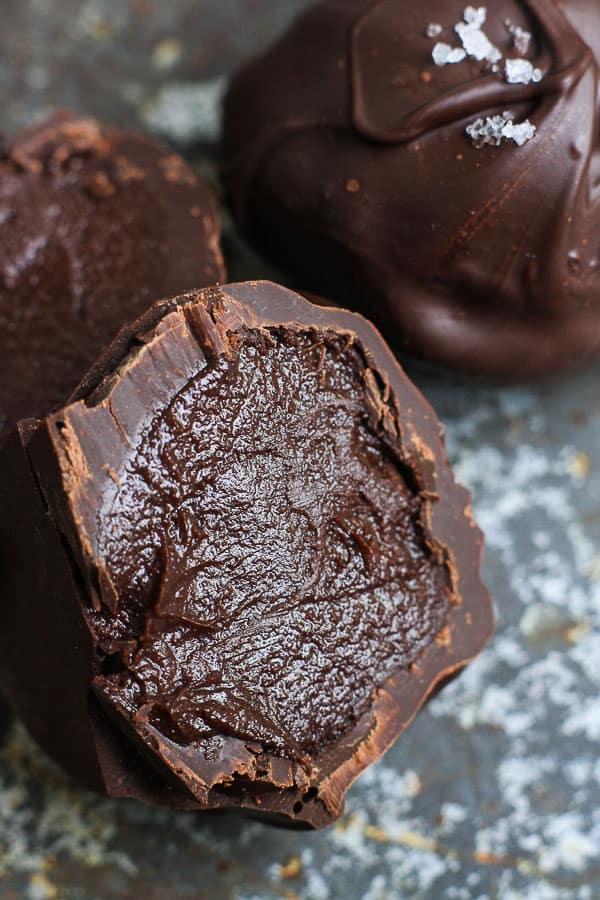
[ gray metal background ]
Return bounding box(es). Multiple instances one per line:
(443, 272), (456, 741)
(1, 3), (599, 898)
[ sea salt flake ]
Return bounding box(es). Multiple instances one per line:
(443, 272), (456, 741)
(430, 7), (501, 68)
(448, 47), (468, 63)
(506, 120), (537, 145)
(432, 42), (466, 66)
(465, 115), (505, 146)
(505, 58), (542, 85)
(506, 21), (532, 55)
(463, 6), (487, 27)
(455, 18), (502, 63)
(466, 111), (536, 148)
(426, 23), (442, 38)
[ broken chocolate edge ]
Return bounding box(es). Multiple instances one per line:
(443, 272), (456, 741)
(4, 282), (493, 827)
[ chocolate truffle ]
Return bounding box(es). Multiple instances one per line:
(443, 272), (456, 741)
(0, 111), (224, 443)
(223, 1), (600, 377)
(0, 282), (492, 827)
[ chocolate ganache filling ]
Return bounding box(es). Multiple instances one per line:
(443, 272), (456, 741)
(89, 324), (453, 761)
(0, 283), (492, 825)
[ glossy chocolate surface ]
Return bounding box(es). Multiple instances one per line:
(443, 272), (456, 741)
(91, 327), (451, 761)
(0, 111), (224, 442)
(0, 282), (492, 826)
(223, 1), (600, 377)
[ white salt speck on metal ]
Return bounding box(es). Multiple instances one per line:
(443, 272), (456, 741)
(142, 78), (226, 146)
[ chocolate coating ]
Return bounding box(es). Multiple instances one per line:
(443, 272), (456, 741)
(223, 1), (600, 377)
(0, 282), (492, 827)
(0, 111), (224, 442)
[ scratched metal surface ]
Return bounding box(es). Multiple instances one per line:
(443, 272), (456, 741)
(1, 3), (600, 898)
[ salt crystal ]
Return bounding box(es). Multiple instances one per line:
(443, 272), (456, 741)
(466, 111), (536, 148)
(430, 8), (537, 78)
(463, 6), (487, 27)
(465, 115), (505, 146)
(505, 20), (531, 55)
(432, 42), (452, 65)
(448, 47), (468, 63)
(432, 42), (466, 66)
(505, 58), (542, 84)
(505, 119), (537, 146)
(455, 18), (502, 63)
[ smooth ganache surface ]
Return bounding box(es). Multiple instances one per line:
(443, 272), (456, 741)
(0, 111), (224, 443)
(0, 283), (492, 827)
(223, 0), (600, 377)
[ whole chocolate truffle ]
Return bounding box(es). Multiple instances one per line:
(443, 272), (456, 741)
(223, 0), (600, 377)
(0, 282), (491, 827)
(0, 111), (224, 442)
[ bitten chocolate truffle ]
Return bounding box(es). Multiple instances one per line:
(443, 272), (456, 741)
(0, 282), (492, 827)
(223, 1), (600, 377)
(0, 111), (224, 443)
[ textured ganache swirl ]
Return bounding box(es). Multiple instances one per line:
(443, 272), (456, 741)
(223, 0), (600, 376)
(90, 326), (451, 762)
